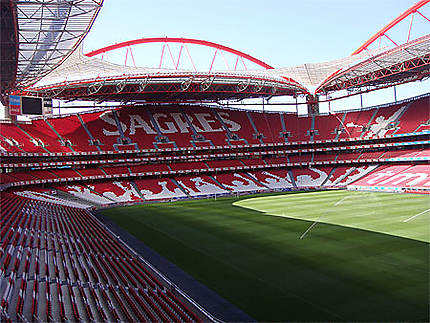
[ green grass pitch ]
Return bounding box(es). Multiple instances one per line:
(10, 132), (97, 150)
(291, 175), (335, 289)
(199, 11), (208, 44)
(100, 190), (429, 322)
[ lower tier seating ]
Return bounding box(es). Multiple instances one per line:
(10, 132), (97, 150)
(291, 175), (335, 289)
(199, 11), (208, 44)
(213, 173), (266, 192)
(134, 178), (187, 200)
(248, 170), (293, 189)
(350, 164), (429, 189)
(175, 175), (229, 196)
(292, 167), (332, 187)
(0, 192), (202, 323)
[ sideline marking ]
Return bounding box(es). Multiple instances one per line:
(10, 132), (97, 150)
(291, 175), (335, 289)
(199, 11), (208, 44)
(403, 208), (430, 223)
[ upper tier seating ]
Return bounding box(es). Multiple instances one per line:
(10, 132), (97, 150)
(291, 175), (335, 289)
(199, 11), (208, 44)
(46, 115), (99, 152)
(394, 96), (430, 134)
(115, 107), (158, 149)
(0, 123), (46, 153)
(342, 109), (376, 139)
(79, 110), (120, 151)
(19, 119), (72, 152)
(283, 114), (312, 142)
(1, 95), (428, 154)
(216, 109), (258, 144)
(248, 112), (285, 143)
(362, 103), (407, 138)
(313, 113), (343, 141)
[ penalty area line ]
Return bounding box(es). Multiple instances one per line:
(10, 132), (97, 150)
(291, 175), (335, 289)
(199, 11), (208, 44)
(403, 208), (430, 223)
(334, 196), (350, 206)
(300, 219), (320, 239)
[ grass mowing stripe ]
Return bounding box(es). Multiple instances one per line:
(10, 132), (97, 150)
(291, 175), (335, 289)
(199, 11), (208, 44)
(235, 191), (430, 242)
(101, 191), (429, 322)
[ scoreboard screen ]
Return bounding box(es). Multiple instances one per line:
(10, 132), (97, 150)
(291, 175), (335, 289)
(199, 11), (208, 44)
(21, 96), (43, 115)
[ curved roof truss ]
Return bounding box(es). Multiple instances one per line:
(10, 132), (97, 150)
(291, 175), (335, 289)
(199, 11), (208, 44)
(316, 0), (430, 94)
(353, 0), (430, 55)
(13, 0), (103, 89)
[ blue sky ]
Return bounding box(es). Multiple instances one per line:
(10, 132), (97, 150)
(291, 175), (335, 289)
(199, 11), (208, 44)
(80, 0), (430, 112)
(84, 0), (428, 66)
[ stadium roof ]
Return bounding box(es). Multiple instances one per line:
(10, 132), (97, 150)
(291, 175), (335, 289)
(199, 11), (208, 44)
(316, 35), (430, 94)
(25, 43), (308, 102)
(0, 0), (103, 98)
(6, 0), (430, 103)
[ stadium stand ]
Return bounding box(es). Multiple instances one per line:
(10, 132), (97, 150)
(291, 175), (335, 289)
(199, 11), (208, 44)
(79, 110), (120, 151)
(176, 175), (229, 196)
(283, 114), (312, 142)
(394, 96), (430, 134)
(47, 115), (100, 152)
(214, 173), (266, 192)
(129, 164), (170, 174)
(248, 170), (294, 189)
(0, 123), (46, 153)
(55, 184), (114, 205)
(134, 178), (187, 200)
(335, 165), (379, 186)
(90, 181), (142, 203)
(247, 112), (285, 143)
(0, 192), (202, 322)
(313, 113), (343, 140)
(0, 96), (428, 322)
(350, 164), (429, 190)
(292, 167), (331, 187)
(19, 119), (73, 153)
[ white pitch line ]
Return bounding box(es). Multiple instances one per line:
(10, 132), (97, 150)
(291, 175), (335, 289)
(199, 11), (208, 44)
(300, 219), (320, 239)
(403, 208), (430, 223)
(334, 196), (350, 206)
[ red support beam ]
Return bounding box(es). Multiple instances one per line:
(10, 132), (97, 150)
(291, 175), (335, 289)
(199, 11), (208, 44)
(85, 37), (274, 69)
(352, 0), (430, 55)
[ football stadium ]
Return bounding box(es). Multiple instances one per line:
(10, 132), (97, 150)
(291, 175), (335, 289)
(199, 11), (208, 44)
(0, 0), (429, 322)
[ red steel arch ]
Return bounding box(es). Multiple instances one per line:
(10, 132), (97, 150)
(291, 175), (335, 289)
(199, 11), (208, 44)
(85, 37), (274, 70)
(352, 0), (430, 55)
